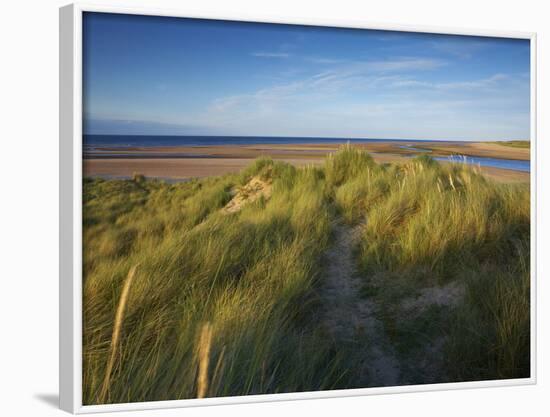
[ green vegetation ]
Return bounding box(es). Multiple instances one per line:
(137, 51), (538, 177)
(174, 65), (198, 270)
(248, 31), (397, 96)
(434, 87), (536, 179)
(334, 151), (530, 382)
(83, 146), (530, 404)
(495, 140), (530, 148)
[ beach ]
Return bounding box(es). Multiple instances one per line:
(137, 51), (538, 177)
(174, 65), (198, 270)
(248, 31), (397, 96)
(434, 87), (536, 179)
(84, 140), (530, 183)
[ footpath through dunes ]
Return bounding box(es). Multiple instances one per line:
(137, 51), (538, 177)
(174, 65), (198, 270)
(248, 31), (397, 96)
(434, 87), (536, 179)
(320, 221), (401, 387)
(320, 218), (464, 387)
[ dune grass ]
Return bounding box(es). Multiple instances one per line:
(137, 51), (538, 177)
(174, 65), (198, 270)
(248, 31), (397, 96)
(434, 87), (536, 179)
(83, 145), (530, 404)
(83, 160), (344, 404)
(332, 150), (530, 381)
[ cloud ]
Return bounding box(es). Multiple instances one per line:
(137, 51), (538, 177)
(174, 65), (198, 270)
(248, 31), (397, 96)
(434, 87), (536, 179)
(201, 90), (528, 140)
(430, 38), (489, 59)
(208, 57), (447, 116)
(193, 55), (527, 140)
(304, 58), (445, 92)
(209, 82), (299, 114)
(364, 57), (446, 72)
(251, 52), (291, 58)
(390, 73), (510, 90)
(84, 118), (220, 135)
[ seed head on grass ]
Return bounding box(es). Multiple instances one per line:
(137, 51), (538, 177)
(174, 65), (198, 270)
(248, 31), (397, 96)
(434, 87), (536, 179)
(197, 323), (213, 399)
(132, 172), (146, 183)
(97, 264), (138, 404)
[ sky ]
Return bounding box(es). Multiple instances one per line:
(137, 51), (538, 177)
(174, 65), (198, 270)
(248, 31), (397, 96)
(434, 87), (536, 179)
(83, 12), (531, 140)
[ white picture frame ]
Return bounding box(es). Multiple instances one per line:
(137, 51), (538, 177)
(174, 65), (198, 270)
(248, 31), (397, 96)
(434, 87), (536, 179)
(59, 2), (537, 413)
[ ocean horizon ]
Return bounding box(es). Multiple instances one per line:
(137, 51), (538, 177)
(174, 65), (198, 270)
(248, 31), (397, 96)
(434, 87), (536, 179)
(83, 134), (499, 148)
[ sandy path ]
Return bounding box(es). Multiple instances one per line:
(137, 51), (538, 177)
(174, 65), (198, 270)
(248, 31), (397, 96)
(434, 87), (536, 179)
(321, 222), (401, 387)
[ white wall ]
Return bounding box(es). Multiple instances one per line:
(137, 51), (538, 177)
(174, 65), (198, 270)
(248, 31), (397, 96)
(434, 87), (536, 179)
(0, 0), (547, 416)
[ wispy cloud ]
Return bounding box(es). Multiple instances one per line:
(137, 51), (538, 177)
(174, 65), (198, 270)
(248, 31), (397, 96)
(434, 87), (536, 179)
(305, 57), (445, 92)
(198, 58), (528, 140)
(207, 57), (447, 118)
(306, 57), (347, 65)
(251, 52), (291, 58)
(430, 39), (489, 59)
(391, 73), (510, 90)
(365, 57), (446, 71)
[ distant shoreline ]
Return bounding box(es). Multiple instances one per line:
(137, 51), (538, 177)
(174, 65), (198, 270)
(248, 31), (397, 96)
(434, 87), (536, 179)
(84, 140), (530, 161)
(83, 141), (530, 184)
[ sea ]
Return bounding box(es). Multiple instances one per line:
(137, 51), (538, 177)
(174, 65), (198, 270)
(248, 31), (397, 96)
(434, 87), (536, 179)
(83, 135), (440, 148)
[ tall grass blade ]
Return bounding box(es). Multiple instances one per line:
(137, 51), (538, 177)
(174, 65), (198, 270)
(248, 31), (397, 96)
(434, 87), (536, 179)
(197, 323), (213, 398)
(96, 265), (138, 404)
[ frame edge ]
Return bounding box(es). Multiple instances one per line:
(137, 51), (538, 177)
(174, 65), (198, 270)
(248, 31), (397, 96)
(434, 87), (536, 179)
(60, 3), (76, 414)
(529, 32), (537, 384)
(65, 3), (538, 413)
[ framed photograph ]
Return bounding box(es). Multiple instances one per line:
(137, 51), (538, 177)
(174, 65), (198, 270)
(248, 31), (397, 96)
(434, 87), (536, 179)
(60, 3), (537, 413)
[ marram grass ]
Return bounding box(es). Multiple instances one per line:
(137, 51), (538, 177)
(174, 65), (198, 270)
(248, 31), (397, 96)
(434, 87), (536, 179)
(83, 146), (530, 404)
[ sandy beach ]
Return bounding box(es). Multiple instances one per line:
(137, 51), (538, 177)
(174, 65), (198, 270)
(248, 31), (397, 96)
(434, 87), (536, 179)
(84, 141), (530, 183)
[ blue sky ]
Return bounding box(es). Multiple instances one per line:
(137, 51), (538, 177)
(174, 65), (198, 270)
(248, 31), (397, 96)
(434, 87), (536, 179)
(83, 12), (530, 140)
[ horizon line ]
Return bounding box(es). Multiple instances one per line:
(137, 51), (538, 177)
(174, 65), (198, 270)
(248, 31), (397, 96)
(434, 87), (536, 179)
(83, 133), (530, 142)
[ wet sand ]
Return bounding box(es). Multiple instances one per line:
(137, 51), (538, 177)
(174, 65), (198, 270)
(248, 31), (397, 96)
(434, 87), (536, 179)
(85, 140), (530, 161)
(84, 157), (324, 180)
(84, 142), (530, 183)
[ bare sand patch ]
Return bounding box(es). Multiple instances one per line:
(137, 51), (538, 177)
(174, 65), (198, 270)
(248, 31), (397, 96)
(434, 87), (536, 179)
(401, 281), (465, 316)
(222, 177), (272, 214)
